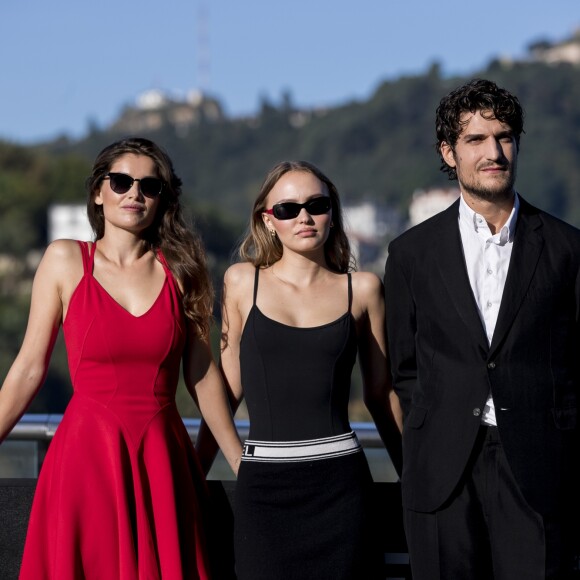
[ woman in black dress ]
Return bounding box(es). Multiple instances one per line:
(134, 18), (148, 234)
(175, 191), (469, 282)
(197, 160), (402, 580)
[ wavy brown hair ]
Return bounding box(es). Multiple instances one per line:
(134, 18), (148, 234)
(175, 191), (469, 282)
(238, 160), (355, 273)
(435, 78), (525, 180)
(85, 137), (213, 338)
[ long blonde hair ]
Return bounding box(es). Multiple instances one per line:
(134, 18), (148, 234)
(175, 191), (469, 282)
(238, 160), (355, 272)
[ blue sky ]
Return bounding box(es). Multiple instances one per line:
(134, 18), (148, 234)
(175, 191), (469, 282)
(1, 0), (579, 144)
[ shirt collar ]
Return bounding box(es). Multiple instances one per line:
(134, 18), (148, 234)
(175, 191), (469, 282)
(458, 192), (519, 243)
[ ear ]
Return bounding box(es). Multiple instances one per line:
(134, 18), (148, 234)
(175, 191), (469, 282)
(440, 141), (456, 168)
(94, 188), (104, 206)
(261, 212), (275, 234)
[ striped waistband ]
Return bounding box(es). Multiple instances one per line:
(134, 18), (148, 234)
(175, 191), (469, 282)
(241, 431), (361, 463)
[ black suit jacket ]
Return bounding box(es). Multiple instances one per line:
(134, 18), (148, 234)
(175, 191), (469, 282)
(384, 196), (580, 516)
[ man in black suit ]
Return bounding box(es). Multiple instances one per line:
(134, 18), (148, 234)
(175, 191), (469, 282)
(384, 78), (580, 579)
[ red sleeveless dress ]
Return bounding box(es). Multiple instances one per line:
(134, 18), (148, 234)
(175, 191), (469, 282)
(19, 241), (211, 580)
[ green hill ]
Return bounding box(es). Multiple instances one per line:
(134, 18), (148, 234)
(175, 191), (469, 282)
(1, 55), (580, 415)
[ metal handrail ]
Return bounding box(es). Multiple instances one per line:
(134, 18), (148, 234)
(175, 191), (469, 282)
(7, 414), (387, 447)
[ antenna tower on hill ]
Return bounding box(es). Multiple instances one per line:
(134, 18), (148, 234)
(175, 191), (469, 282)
(196, 2), (211, 96)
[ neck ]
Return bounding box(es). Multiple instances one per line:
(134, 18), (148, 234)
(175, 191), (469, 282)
(272, 254), (329, 287)
(462, 190), (515, 235)
(97, 232), (150, 266)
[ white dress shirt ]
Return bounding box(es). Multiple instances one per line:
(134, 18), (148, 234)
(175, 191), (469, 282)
(458, 193), (519, 426)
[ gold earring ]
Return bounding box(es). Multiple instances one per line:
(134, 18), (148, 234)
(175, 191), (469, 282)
(270, 229), (276, 237)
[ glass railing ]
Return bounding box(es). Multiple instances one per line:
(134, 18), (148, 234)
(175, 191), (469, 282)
(0, 415), (400, 482)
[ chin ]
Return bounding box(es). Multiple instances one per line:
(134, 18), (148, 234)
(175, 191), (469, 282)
(466, 178), (515, 202)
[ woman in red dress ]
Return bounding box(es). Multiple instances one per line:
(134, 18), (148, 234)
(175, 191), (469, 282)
(0, 137), (242, 579)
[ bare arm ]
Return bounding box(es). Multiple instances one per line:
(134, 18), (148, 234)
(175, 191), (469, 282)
(183, 323), (242, 476)
(0, 241), (77, 444)
(354, 272), (403, 478)
(194, 265), (248, 474)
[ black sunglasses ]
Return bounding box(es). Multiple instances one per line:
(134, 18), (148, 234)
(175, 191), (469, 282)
(104, 172), (164, 198)
(265, 197), (332, 220)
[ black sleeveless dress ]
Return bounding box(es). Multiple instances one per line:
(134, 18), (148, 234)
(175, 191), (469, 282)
(233, 268), (383, 580)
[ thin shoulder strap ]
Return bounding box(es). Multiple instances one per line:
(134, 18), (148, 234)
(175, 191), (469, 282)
(155, 249), (179, 292)
(347, 273), (353, 314)
(88, 241), (96, 268)
(76, 240), (92, 274)
(253, 266), (260, 306)
(156, 249), (171, 274)
(155, 249), (181, 300)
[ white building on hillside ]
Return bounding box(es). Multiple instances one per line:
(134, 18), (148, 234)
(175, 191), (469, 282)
(48, 204), (93, 243)
(408, 187), (460, 228)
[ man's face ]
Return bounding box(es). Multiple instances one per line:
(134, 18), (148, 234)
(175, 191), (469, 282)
(440, 109), (518, 202)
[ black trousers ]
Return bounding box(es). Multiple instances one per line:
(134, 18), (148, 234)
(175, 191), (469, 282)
(403, 426), (576, 580)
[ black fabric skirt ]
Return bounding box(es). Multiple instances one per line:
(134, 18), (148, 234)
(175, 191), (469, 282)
(233, 449), (383, 580)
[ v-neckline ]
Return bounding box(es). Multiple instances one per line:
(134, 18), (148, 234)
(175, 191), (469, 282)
(91, 275), (168, 318)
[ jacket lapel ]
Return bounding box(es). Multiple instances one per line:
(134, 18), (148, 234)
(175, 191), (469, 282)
(436, 201), (489, 352)
(489, 199), (544, 357)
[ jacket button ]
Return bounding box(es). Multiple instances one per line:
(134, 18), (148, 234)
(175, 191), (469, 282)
(473, 408), (481, 417)
(487, 361), (496, 369)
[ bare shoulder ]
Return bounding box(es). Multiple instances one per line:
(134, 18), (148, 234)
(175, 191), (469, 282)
(350, 270), (383, 297)
(43, 238), (83, 259)
(350, 271), (384, 318)
(39, 239), (83, 272)
(221, 262), (256, 327)
(223, 262), (256, 310)
(224, 262), (255, 288)
(37, 239), (85, 294)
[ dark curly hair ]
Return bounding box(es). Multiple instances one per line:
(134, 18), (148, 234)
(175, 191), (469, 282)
(435, 78), (525, 180)
(85, 137), (214, 338)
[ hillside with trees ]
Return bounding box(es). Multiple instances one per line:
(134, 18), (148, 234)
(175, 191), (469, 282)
(1, 55), (579, 416)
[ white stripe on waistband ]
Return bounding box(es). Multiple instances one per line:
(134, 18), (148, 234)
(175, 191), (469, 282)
(241, 431), (361, 463)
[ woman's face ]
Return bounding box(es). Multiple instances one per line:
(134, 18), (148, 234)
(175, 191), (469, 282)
(262, 170), (332, 255)
(94, 153), (162, 235)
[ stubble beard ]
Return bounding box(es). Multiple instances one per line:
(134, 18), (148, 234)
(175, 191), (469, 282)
(459, 164), (517, 204)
